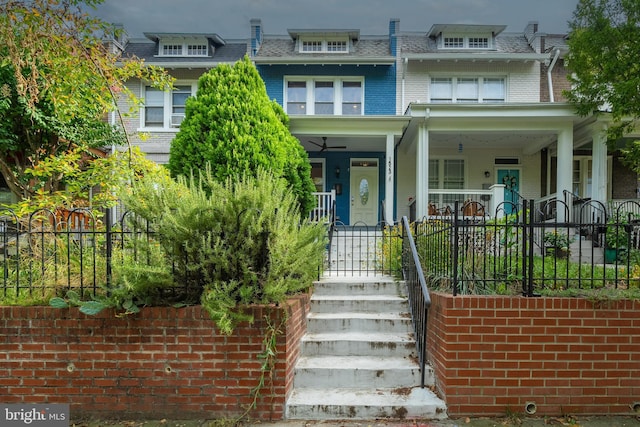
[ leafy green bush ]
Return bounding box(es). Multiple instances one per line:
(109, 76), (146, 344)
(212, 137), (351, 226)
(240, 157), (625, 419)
(168, 56), (316, 213)
(122, 167), (326, 334)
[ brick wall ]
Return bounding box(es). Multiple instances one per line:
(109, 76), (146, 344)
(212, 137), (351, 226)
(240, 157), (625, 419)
(427, 292), (640, 417)
(612, 153), (639, 199)
(0, 294), (310, 421)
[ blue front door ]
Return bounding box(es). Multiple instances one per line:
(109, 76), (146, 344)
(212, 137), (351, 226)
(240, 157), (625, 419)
(497, 169), (520, 214)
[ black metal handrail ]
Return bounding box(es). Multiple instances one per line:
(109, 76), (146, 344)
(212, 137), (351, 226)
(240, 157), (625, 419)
(401, 216), (431, 388)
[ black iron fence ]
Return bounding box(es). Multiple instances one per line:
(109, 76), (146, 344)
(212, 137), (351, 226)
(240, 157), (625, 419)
(0, 207), (191, 301)
(412, 199), (640, 296)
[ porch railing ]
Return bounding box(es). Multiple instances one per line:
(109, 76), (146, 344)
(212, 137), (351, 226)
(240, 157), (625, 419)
(310, 190), (336, 223)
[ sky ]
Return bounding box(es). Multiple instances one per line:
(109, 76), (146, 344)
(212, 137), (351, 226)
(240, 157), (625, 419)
(90, 0), (579, 40)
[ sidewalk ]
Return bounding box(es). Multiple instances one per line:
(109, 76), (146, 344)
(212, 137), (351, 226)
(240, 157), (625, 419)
(252, 416), (638, 427)
(76, 415), (640, 426)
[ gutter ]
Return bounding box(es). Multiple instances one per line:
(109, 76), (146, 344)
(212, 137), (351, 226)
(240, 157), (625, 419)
(547, 48), (560, 103)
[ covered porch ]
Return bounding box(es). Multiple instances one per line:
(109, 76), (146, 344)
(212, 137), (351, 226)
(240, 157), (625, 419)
(397, 103), (604, 222)
(290, 115), (409, 226)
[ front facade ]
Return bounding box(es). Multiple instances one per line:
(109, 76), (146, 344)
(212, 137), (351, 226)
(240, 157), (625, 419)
(113, 19), (639, 225)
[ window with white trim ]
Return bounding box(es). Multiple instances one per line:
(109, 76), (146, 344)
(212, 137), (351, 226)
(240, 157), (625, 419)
(299, 38), (349, 53)
(286, 77), (363, 115)
(159, 40), (209, 57)
(430, 77), (506, 103)
(428, 158), (466, 206)
(440, 34), (492, 49)
(443, 37), (463, 48)
(143, 84), (195, 129)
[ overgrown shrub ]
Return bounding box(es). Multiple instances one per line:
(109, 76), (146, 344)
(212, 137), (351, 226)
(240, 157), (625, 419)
(122, 167), (326, 334)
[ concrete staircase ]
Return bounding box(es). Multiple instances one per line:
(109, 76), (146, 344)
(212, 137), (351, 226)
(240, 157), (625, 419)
(285, 274), (447, 420)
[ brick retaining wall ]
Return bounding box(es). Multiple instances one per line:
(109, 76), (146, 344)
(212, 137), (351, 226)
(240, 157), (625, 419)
(0, 294), (310, 421)
(427, 293), (640, 417)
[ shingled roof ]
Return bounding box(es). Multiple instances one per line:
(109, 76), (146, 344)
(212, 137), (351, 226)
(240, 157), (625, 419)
(121, 36), (247, 67)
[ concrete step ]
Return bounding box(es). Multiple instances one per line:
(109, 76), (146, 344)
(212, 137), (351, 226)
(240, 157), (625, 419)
(301, 332), (416, 357)
(286, 387), (447, 420)
(294, 355), (434, 388)
(310, 295), (408, 313)
(313, 277), (404, 296)
(306, 312), (412, 333)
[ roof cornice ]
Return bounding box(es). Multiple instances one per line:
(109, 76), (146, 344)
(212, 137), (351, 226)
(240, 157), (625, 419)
(403, 52), (549, 62)
(253, 56), (395, 65)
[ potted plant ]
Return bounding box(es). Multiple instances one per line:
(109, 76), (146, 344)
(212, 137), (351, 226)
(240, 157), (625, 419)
(543, 230), (571, 258)
(605, 216), (630, 263)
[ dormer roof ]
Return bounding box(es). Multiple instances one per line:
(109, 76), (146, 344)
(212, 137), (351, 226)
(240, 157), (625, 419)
(427, 24), (507, 38)
(286, 29), (360, 41)
(143, 32), (226, 46)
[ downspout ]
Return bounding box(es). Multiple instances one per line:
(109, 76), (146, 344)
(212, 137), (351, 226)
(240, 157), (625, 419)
(401, 57), (407, 114)
(547, 48), (560, 103)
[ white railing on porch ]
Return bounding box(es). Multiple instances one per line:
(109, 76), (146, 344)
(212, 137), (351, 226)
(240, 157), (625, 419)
(427, 184), (505, 218)
(310, 190), (336, 223)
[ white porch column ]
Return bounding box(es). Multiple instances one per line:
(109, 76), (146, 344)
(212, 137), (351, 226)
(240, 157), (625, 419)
(416, 123), (429, 218)
(590, 124), (608, 205)
(556, 125), (574, 222)
(490, 184), (506, 219)
(385, 133), (395, 225)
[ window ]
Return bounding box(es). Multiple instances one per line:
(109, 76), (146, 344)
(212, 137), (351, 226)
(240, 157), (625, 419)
(285, 77), (363, 115)
(143, 83), (195, 129)
(327, 41), (347, 52)
(144, 87), (164, 127)
(342, 81), (362, 115)
(287, 81), (307, 115)
(171, 86), (191, 127)
(159, 40), (209, 57)
(310, 160), (325, 192)
(428, 158), (465, 206)
(299, 39), (349, 53)
(443, 37), (464, 48)
(302, 41), (323, 52)
(468, 37), (489, 48)
(430, 77), (505, 103)
(162, 44), (182, 56)
(314, 81), (334, 114)
(440, 35), (492, 49)
(187, 44), (208, 56)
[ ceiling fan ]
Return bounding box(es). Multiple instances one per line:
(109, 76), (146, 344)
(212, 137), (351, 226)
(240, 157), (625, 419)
(308, 136), (346, 152)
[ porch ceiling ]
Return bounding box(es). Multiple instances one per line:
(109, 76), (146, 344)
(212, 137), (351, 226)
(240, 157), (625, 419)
(427, 130), (557, 150)
(290, 115), (409, 153)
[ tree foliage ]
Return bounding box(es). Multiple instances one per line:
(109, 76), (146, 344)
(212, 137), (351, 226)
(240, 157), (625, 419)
(566, 0), (640, 169)
(121, 168), (326, 334)
(0, 0), (172, 203)
(168, 56), (316, 213)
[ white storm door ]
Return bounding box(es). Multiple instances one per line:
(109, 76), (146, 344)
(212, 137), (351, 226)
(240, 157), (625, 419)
(350, 160), (379, 225)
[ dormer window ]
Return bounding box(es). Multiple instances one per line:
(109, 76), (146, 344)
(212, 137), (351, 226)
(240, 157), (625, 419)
(145, 33), (226, 58)
(468, 37), (489, 48)
(159, 40), (208, 57)
(441, 34), (491, 49)
(443, 37), (463, 48)
(300, 38), (349, 53)
(428, 24), (505, 51)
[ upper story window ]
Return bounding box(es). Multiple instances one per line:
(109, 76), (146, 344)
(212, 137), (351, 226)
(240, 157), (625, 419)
(286, 77), (363, 116)
(299, 38), (349, 53)
(159, 40), (209, 57)
(430, 77), (505, 103)
(143, 83), (196, 129)
(443, 37), (464, 48)
(440, 34), (492, 49)
(468, 37), (489, 48)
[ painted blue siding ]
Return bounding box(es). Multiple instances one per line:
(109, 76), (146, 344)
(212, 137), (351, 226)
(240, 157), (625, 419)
(256, 64), (396, 115)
